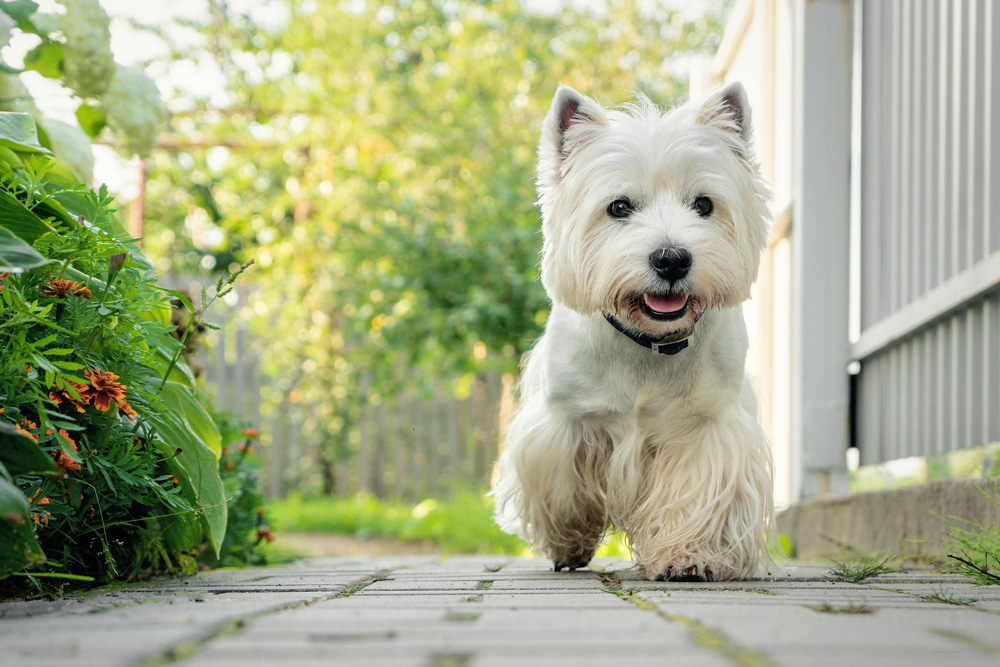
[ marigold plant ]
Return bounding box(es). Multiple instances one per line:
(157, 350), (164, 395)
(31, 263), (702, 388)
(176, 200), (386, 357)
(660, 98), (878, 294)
(0, 111), (265, 597)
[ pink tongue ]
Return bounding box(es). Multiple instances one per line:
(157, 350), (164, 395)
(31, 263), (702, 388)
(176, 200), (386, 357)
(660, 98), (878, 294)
(645, 293), (688, 313)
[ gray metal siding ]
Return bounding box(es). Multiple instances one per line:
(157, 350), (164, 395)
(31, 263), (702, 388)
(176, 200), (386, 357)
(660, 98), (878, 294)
(856, 0), (1000, 464)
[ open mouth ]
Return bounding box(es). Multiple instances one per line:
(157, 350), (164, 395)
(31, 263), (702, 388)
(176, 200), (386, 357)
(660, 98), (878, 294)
(640, 292), (689, 322)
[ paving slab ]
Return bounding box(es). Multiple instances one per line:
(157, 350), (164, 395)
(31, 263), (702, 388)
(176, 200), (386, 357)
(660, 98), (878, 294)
(2, 555), (999, 666)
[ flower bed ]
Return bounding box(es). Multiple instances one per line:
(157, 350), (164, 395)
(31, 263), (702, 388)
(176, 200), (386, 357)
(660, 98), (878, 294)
(0, 112), (267, 595)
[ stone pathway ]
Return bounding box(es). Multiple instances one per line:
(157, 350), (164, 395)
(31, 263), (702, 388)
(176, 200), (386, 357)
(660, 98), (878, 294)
(2, 556), (1000, 666)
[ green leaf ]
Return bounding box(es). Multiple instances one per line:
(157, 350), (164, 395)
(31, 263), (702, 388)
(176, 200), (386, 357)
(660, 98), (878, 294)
(148, 405), (227, 558)
(153, 348), (196, 387)
(75, 103), (107, 139)
(0, 1), (39, 29)
(0, 224), (48, 273)
(0, 421), (58, 476)
(23, 41), (64, 79)
(0, 475), (45, 576)
(159, 383), (222, 457)
(160, 510), (204, 553)
(157, 287), (195, 314)
(0, 189), (55, 243)
(0, 144), (25, 171)
(0, 112), (50, 155)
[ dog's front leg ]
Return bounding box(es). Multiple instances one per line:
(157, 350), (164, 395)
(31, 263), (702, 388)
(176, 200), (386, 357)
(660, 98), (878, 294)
(614, 407), (773, 581)
(493, 400), (610, 571)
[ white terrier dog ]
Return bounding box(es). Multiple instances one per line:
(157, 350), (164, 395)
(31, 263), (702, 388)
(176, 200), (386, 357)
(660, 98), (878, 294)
(492, 82), (774, 581)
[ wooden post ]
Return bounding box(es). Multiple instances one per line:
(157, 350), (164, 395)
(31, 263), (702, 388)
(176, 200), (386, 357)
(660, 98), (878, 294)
(127, 157), (146, 244)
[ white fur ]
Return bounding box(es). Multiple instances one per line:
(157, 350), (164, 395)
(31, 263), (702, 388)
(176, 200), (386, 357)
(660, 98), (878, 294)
(492, 83), (775, 581)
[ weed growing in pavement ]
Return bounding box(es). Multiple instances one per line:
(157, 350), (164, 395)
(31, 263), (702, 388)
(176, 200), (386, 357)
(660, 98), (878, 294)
(823, 539), (898, 584)
(943, 482), (1000, 586)
(807, 602), (873, 615)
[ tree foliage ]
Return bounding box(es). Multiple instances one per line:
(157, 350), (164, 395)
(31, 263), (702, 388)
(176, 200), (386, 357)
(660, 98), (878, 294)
(141, 0), (726, 482)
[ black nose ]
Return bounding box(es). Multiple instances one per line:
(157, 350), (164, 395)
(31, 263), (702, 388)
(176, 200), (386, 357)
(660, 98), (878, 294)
(649, 246), (692, 282)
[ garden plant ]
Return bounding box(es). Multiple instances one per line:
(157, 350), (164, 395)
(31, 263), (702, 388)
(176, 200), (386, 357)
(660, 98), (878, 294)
(0, 113), (267, 595)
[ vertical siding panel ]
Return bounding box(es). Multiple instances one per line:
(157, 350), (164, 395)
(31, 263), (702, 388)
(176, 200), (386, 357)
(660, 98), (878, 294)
(988, 0), (1000, 255)
(924, 0), (938, 296)
(951, 0), (967, 277)
(936, 320), (949, 455)
(922, 327), (935, 457)
(967, 303), (983, 449)
(967, 0), (984, 266)
(938, 0), (952, 285)
(898, 0), (912, 308)
(885, 0), (905, 315)
(910, 0), (923, 303)
(951, 315), (967, 449)
(989, 293), (1000, 439)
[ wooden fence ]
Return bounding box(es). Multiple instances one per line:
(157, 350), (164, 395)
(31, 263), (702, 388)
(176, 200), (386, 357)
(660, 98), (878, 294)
(177, 279), (507, 500)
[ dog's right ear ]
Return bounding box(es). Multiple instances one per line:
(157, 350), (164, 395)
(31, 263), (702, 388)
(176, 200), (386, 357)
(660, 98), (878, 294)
(539, 85), (608, 185)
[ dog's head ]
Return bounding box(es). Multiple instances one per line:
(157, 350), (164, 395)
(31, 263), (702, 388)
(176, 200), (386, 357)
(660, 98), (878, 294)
(536, 83), (771, 342)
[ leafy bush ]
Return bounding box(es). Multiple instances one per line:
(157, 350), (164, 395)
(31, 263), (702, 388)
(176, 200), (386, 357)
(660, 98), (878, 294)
(0, 112), (264, 595)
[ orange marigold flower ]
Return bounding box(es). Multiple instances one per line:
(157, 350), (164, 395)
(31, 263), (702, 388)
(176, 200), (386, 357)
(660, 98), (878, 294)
(241, 428), (260, 439)
(117, 399), (137, 421)
(81, 368), (127, 412)
(28, 489), (51, 525)
(15, 419), (39, 443)
(256, 528), (274, 543)
(48, 429), (81, 474)
(169, 474), (180, 486)
(49, 380), (91, 414)
(41, 278), (92, 299)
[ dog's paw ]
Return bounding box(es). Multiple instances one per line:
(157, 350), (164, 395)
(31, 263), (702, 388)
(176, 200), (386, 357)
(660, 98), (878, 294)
(653, 564), (715, 582)
(553, 553), (593, 572)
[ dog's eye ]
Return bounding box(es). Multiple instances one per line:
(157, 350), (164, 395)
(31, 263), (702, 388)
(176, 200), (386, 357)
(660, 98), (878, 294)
(607, 198), (634, 219)
(692, 196), (713, 218)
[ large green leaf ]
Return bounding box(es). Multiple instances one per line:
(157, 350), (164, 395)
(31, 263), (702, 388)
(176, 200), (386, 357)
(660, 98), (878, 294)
(23, 41), (63, 79)
(0, 475), (45, 576)
(0, 421), (58, 476)
(0, 224), (48, 273)
(147, 391), (227, 558)
(159, 510), (204, 554)
(0, 189), (55, 243)
(159, 383), (222, 457)
(0, 112), (50, 155)
(0, 1), (40, 32)
(75, 103), (107, 139)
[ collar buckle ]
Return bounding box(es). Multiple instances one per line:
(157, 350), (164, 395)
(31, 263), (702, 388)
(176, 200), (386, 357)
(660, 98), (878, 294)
(603, 312), (689, 356)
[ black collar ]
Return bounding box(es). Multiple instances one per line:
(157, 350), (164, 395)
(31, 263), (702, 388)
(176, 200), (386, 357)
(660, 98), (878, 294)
(603, 313), (689, 355)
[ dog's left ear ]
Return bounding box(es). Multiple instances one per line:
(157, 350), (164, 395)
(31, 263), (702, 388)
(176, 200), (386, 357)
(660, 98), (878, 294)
(539, 84), (609, 184)
(697, 81), (752, 141)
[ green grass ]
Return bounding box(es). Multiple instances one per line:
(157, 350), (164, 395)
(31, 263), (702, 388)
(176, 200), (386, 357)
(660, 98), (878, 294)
(266, 490), (530, 555)
(943, 482), (1000, 585)
(824, 542), (898, 584)
(920, 587), (975, 606)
